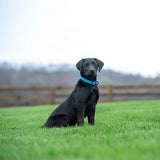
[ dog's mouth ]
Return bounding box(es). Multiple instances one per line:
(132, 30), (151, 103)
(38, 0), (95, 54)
(86, 70), (97, 77)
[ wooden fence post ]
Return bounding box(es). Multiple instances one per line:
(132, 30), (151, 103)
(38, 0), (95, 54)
(108, 86), (113, 102)
(50, 88), (55, 104)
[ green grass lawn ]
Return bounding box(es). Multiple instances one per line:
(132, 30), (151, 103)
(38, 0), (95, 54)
(0, 100), (160, 160)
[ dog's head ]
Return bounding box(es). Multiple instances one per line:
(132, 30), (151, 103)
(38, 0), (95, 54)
(76, 58), (104, 80)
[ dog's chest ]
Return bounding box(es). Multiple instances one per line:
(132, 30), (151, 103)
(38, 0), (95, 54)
(87, 86), (98, 103)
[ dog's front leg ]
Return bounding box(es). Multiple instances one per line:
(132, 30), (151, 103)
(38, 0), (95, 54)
(77, 106), (85, 126)
(88, 103), (96, 125)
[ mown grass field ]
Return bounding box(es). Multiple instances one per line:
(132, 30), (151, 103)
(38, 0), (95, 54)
(0, 100), (160, 160)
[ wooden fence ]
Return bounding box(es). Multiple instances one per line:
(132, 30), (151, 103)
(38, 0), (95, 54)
(0, 85), (160, 107)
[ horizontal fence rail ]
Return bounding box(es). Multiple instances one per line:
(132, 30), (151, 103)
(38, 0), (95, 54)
(0, 85), (160, 107)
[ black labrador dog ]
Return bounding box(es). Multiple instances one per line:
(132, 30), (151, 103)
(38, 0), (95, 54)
(43, 58), (104, 127)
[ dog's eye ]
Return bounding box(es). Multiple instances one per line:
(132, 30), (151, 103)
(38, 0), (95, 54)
(86, 63), (89, 67)
(92, 61), (96, 65)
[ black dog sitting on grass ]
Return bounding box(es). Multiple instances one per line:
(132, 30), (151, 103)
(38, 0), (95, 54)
(43, 58), (104, 127)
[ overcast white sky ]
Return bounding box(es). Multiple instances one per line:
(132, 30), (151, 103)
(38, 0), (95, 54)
(0, 0), (160, 77)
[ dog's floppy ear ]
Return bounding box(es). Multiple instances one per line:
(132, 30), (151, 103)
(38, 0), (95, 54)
(94, 58), (104, 72)
(76, 59), (85, 71)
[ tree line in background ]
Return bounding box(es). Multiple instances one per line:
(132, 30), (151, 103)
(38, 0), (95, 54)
(0, 62), (160, 88)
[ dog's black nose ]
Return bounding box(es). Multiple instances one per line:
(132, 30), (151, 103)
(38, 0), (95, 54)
(90, 69), (96, 74)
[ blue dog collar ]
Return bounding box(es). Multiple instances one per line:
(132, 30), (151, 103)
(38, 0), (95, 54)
(80, 76), (99, 86)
